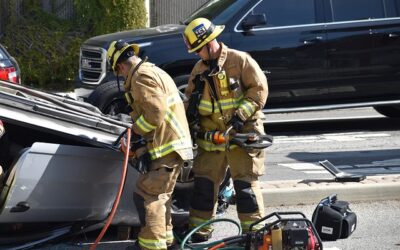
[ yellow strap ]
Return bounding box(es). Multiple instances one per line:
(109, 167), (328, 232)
(217, 70), (229, 96)
(124, 92), (134, 105)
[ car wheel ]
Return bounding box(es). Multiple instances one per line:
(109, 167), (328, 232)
(87, 81), (128, 115)
(374, 105), (400, 118)
(173, 75), (190, 94)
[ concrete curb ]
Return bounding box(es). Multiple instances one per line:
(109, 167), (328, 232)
(260, 175), (400, 206)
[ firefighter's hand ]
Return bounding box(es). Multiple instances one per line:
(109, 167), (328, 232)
(131, 149), (152, 174)
(119, 136), (135, 158)
(228, 114), (244, 133)
(130, 131), (146, 151)
(119, 130), (145, 157)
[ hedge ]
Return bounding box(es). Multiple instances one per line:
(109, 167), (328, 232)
(0, 0), (146, 91)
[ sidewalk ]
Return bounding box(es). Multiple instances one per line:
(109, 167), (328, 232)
(260, 174), (400, 206)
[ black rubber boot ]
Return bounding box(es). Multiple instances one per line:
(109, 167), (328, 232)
(191, 232), (212, 243)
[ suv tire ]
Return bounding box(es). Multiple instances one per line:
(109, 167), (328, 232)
(173, 75), (190, 93)
(87, 80), (127, 115)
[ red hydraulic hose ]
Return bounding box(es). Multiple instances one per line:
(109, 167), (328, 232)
(90, 128), (131, 250)
(208, 242), (226, 250)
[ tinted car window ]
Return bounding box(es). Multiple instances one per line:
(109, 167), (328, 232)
(183, 0), (249, 25)
(0, 46), (12, 67)
(330, 0), (385, 21)
(250, 0), (316, 27)
(0, 48), (6, 60)
(384, 0), (400, 17)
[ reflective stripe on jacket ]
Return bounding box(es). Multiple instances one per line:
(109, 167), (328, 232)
(125, 61), (193, 160)
(138, 236), (167, 250)
(185, 43), (268, 151)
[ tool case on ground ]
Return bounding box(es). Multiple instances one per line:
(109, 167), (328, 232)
(312, 194), (357, 241)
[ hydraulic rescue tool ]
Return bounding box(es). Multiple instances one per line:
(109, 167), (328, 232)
(180, 212), (323, 250)
(197, 125), (273, 150)
(178, 195), (358, 250)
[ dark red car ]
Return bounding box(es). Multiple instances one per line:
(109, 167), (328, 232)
(0, 44), (20, 84)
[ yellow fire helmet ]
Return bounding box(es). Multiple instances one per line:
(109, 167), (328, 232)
(183, 18), (225, 53)
(107, 40), (140, 72)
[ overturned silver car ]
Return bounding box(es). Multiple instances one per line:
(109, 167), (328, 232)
(0, 80), (201, 247)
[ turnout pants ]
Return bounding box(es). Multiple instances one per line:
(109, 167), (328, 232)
(134, 152), (183, 250)
(189, 146), (265, 233)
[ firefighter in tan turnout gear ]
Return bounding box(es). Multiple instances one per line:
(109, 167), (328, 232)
(107, 40), (193, 250)
(183, 18), (269, 242)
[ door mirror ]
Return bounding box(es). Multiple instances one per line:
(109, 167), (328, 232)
(241, 14), (267, 30)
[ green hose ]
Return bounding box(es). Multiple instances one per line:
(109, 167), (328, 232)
(179, 218), (242, 250)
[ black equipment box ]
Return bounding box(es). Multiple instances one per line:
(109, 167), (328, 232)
(312, 194), (357, 241)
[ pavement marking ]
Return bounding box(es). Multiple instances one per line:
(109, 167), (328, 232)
(279, 162), (330, 174)
(303, 170), (330, 174)
(279, 163), (325, 170)
(274, 132), (390, 143)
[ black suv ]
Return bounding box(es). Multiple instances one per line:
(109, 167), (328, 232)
(76, 0), (400, 118)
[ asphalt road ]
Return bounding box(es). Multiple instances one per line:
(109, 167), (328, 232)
(262, 108), (400, 181)
(21, 108), (400, 249)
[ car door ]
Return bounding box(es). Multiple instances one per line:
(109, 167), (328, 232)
(0, 143), (141, 225)
(323, 0), (398, 102)
(368, 0), (400, 100)
(231, 0), (328, 110)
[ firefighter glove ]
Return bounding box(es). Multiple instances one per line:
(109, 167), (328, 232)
(132, 151), (152, 174)
(228, 113), (244, 133)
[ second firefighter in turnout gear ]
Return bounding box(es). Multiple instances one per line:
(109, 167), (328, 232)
(107, 40), (193, 250)
(183, 18), (269, 241)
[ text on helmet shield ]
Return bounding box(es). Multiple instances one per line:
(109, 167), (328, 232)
(193, 24), (207, 38)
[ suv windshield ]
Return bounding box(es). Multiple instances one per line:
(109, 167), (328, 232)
(183, 0), (250, 25)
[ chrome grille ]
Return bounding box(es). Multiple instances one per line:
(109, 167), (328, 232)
(79, 46), (107, 85)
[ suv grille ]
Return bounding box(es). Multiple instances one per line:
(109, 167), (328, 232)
(79, 46), (107, 85)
